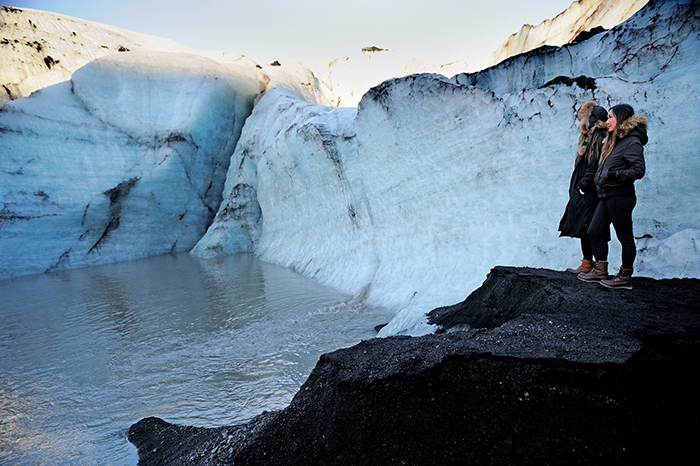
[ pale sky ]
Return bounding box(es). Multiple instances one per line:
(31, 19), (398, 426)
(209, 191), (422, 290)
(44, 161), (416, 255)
(7, 0), (575, 68)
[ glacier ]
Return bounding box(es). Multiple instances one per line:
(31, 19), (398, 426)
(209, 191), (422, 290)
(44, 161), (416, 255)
(0, 46), (337, 280)
(487, 0), (648, 67)
(0, 5), (220, 107)
(0, 6), (333, 281)
(194, 0), (700, 335)
(2, 0), (699, 336)
(0, 51), (266, 279)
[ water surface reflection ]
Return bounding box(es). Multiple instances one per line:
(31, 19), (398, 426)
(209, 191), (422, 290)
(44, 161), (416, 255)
(0, 253), (392, 465)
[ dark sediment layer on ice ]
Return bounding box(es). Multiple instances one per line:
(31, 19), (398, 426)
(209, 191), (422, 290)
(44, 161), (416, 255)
(129, 267), (700, 465)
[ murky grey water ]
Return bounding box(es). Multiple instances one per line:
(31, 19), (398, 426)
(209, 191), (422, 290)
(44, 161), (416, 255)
(0, 253), (393, 465)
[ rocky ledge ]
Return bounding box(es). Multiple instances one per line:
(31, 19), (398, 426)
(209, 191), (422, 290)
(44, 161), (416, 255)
(129, 267), (700, 465)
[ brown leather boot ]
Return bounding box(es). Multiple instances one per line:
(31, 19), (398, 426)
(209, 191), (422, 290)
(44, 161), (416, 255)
(567, 259), (594, 274)
(577, 260), (608, 282)
(601, 267), (633, 290)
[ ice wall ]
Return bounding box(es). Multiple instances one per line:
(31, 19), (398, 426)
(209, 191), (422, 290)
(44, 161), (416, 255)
(488, 0), (648, 67)
(312, 0), (649, 107)
(459, 0), (689, 97)
(191, 87), (379, 292)
(195, 0), (700, 335)
(0, 6), (228, 107)
(315, 47), (469, 108)
(0, 52), (264, 279)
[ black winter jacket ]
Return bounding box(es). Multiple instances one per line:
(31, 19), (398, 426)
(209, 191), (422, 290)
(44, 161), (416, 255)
(595, 115), (648, 198)
(559, 127), (605, 238)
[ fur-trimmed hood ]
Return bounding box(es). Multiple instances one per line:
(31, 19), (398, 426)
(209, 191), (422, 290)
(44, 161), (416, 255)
(615, 114), (649, 145)
(576, 101), (608, 157)
(578, 101), (597, 126)
(593, 120), (608, 131)
(576, 120), (608, 156)
(578, 100), (608, 134)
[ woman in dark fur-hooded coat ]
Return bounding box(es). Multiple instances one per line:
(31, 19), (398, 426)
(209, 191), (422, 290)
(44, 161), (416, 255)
(578, 103), (648, 290)
(559, 100), (609, 274)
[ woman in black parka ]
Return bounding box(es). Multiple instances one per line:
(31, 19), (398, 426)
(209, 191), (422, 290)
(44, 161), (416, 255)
(578, 103), (648, 289)
(559, 101), (609, 274)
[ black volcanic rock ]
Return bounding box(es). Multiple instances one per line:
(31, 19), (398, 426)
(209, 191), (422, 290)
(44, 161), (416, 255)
(129, 267), (700, 465)
(571, 25), (607, 43)
(541, 75), (596, 90)
(429, 266), (700, 340)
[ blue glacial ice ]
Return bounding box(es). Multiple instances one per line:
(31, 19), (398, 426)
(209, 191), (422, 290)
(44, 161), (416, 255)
(0, 52), (264, 278)
(2, 0), (699, 336)
(194, 0), (700, 335)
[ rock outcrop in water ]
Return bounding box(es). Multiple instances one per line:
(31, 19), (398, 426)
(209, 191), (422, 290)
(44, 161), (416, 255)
(128, 266), (700, 465)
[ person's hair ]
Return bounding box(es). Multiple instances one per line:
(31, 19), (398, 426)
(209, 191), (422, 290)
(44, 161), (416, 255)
(600, 104), (635, 163)
(585, 127), (605, 161)
(577, 103), (607, 161)
(600, 126), (618, 163)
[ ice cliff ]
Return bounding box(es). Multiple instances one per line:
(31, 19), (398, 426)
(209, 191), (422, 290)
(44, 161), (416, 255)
(194, 0), (700, 334)
(0, 52), (263, 278)
(0, 48), (335, 279)
(0, 6), (223, 107)
(0, 6), (336, 280)
(488, 0), (649, 66)
(2, 0), (698, 336)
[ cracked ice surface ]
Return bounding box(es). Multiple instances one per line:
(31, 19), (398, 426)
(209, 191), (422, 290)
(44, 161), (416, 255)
(195, 0), (700, 335)
(191, 87), (379, 292)
(487, 0), (648, 67)
(0, 51), (264, 279)
(456, 0), (698, 98)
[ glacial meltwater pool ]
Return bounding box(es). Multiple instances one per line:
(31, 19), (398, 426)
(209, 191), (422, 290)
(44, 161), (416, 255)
(0, 253), (394, 465)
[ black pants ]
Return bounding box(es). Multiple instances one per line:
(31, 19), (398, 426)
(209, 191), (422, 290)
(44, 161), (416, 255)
(580, 238), (593, 261)
(587, 194), (637, 269)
